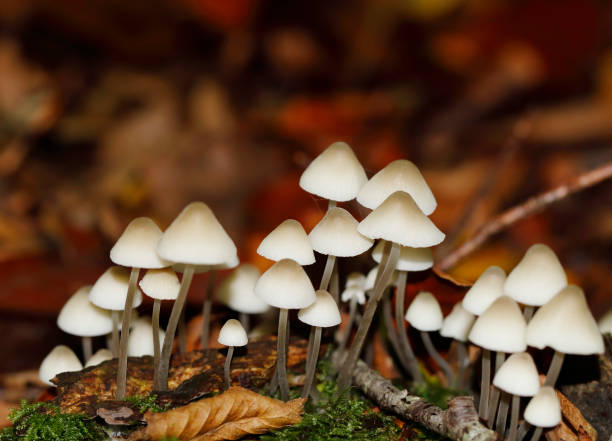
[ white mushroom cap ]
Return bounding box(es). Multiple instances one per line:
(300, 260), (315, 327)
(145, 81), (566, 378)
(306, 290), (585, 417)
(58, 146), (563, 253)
(504, 244), (567, 306)
(599, 308), (612, 334)
(127, 317), (165, 357)
(308, 207), (373, 257)
(39, 345), (83, 386)
(357, 159), (437, 214)
(341, 286), (366, 305)
(172, 253), (240, 274)
(462, 266), (506, 315)
(254, 259), (316, 309)
(85, 349), (114, 367)
(88, 266), (143, 311)
(526, 285), (604, 355)
(139, 268), (180, 300)
(440, 303), (475, 342)
(358, 191), (445, 247)
(524, 387), (562, 428)
(468, 296), (527, 353)
(257, 219), (315, 265)
(404, 291), (444, 332)
(57, 286), (114, 337)
(298, 290), (342, 328)
(364, 265), (397, 291)
(298, 142), (367, 202)
(157, 201), (238, 266)
(345, 272), (366, 289)
(110, 217), (169, 269)
(217, 264), (270, 314)
(493, 352), (540, 396)
(218, 319), (248, 347)
(371, 241), (433, 272)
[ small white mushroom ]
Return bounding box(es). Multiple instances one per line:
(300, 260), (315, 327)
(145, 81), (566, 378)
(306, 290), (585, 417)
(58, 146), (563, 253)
(524, 387), (562, 441)
(39, 345), (83, 386)
(440, 303), (475, 387)
(85, 349), (114, 368)
(257, 219), (315, 266)
(462, 266), (506, 316)
(217, 319), (248, 389)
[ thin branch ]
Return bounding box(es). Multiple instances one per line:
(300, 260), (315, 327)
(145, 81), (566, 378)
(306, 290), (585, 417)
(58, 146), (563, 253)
(437, 160), (612, 271)
(351, 359), (498, 441)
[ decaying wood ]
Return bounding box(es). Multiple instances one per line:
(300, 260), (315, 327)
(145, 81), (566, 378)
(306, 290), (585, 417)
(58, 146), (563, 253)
(556, 391), (597, 441)
(438, 160), (612, 270)
(350, 358), (498, 441)
(547, 420), (580, 441)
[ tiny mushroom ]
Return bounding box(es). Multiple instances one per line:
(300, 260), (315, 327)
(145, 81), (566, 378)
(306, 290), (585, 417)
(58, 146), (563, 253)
(85, 349), (114, 368)
(127, 317), (166, 357)
(524, 386), (562, 441)
(338, 272), (367, 355)
(257, 219), (315, 266)
(39, 345), (83, 386)
(440, 303), (476, 388)
(217, 319), (248, 389)
(462, 266), (506, 316)
(298, 290), (341, 398)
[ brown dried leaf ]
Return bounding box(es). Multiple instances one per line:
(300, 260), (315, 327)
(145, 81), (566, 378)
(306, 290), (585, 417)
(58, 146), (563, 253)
(556, 391), (598, 441)
(546, 420), (579, 441)
(130, 386), (305, 441)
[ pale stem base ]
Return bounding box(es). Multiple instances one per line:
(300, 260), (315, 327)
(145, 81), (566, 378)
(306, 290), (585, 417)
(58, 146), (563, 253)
(277, 308), (290, 401)
(455, 341), (468, 389)
(224, 346), (235, 390)
(487, 351), (506, 426)
(508, 394), (520, 441)
(152, 299), (161, 387)
(495, 391), (510, 436)
(301, 326), (322, 398)
(111, 311), (120, 357)
(239, 312), (250, 333)
(116, 266), (140, 399)
(479, 349), (491, 419)
(82, 336), (92, 363)
(395, 270), (423, 383)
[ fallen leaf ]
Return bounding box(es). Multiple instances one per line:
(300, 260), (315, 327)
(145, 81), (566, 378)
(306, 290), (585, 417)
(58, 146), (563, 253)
(130, 386), (305, 441)
(556, 391), (598, 441)
(546, 420), (579, 441)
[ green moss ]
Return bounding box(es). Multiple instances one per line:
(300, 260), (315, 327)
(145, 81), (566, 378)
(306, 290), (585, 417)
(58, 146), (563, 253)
(409, 372), (463, 410)
(123, 394), (170, 413)
(2, 401), (106, 441)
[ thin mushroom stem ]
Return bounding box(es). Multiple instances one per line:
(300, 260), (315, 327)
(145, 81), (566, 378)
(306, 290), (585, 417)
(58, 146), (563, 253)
(116, 266), (140, 399)
(479, 349), (491, 419)
(224, 346), (235, 390)
(152, 299), (161, 387)
(420, 331), (454, 386)
(455, 341), (468, 389)
(508, 394), (520, 441)
(239, 312), (250, 333)
(544, 350), (565, 387)
(301, 326), (322, 398)
(523, 305), (535, 322)
(383, 288), (411, 372)
(337, 296), (357, 356)
(529, 427), (543, 441)
(201, 270), (217, 349)
(269, 311), (289, 395)
(319, 255), (336, 291)
(330, 261), (340, 303)
(487, 351), (507, 426)
(517, 421), (530, 441)
(395, 271), (423, 383)
(495, 392), (510, 436)
(156, 265), (195, 391)
(178, 306), (187, 354)
(277, 308), (290, 401)
(111, 311), (120, 357)
(82, 336), (93, 362)
(336, 242), (400, 393)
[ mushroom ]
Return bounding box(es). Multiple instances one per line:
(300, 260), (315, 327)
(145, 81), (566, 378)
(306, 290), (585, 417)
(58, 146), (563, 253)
(127, 317), (166, 357)
(337, 272), (366, 356)
(404, 291), (454, 384)
(85, 349), (113, 368)
(440, 303), (475, 388)
(373, 241), (433, 384)
(504, 244), (567, 321)
(526, 285), (603, 387)
(523, 386), (562, 441)
(298, 290), (341, 398)
(57, 286), (114, 362)
(217, 319), (248, 389)
(492, 352), (540, 441)
(308, 207), (373, 296)
(257, 219), (315, 266)
(156, 201), (238, 391)
(39, 345), (83, 386)
(217, 263), (270, 332)
(462, 266), (506, 316)
(599, 308), (612, 335)
(139, 267), (180, 384)
(468, 296), (527, 421)
(254, 258), (316, 401)
(337, 191), (444, 392)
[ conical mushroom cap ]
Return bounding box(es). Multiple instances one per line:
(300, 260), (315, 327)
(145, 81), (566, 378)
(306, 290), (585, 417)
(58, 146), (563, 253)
(39, 345), (83, 386)
(299, 142), (367, 202)
(172, 254), (239, 274)
(89, 266), (143, 311)
(357, 159), (437, 214)
(257, 219), (315, 265)
(255, 259), (316, 309)
(599, 309), (612, 335)
(85, 349), (114, 367)
(217, 264), (270, 314)
(298, 290), (342, 328)
(524, 387), (562, 428)
(157, 201), (238, 266)
(345, 272), (366, 289)
(364, 265), (398, 291)
(526, 285), (604, 355)
(139, 268), (180, 300)
(504, 244), (567, 306)
(57, 286), (114, 337)
(308, 207), (373, 257)
(405, 291), (443, 332)
(127, 317), (165, 357)
(218, 319), (248, 347)
(468, 296), (527, 352)
(110, 217), (169, 269)
(440, 303), (475, 342)
(358, 191), (445, 247)
(462, 266), (506, 315)
(371, 241), (433, 271)
(493, 352), (540, 396)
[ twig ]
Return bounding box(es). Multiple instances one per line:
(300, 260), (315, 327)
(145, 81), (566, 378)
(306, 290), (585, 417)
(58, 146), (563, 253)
(437, 160), (612, 271)
(351, 358), (498, 441)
